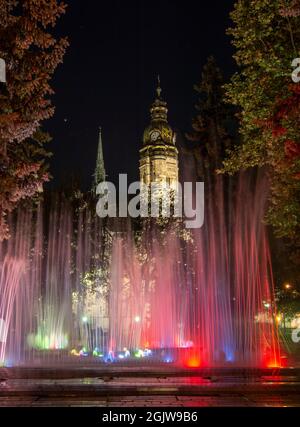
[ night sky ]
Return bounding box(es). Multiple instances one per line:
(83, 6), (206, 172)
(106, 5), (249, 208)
(47, 0), (235, 190)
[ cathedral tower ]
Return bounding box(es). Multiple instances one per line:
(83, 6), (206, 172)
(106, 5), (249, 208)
(93, 126), (106, 193)
(139, 77), (178, 193)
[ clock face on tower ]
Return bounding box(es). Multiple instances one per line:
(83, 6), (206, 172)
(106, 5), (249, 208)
(150, 130), (160, 141)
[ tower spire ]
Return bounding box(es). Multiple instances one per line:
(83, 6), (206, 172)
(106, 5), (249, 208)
(156, 74), (162, 99)
(149, 75), (168, 122)
(93, 126), (106, 192)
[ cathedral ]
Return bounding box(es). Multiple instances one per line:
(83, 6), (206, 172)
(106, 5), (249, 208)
(139, 77), (179, 192)
(94, 78), (179, 195)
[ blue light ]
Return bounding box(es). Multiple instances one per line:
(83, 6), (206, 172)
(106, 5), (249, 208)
(225, 349), (234, 362)
(104, 351), (115, 363)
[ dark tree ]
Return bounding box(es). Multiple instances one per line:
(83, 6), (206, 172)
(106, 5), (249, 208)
(186, 56), (235, 179)
(222, 0), (300, 260)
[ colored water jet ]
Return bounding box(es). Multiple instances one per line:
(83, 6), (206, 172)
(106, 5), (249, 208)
(0, 173), (282, 368)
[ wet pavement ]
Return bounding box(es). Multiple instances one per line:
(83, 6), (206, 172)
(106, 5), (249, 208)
(0, 366), (300, 407)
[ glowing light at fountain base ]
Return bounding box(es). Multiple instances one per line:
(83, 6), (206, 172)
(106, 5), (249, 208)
(27, 330), (69, 351)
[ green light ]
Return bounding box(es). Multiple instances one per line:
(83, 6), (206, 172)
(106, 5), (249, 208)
(134, 349), (144, 358)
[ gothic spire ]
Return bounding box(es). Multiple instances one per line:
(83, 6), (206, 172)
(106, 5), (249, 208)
(93, 126), (106, 191)
(156, 75), (162, 99)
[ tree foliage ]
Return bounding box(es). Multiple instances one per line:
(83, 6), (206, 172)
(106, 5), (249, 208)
(186, 56), (236, 179)
(222, 0), (300, 258)
(0, 0), (68, 240)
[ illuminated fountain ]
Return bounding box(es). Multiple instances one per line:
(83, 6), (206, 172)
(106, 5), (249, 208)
(0, 172), (281, 368)
(104, 172), (280, 367)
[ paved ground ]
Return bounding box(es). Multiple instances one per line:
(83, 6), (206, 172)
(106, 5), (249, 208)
(0, 366), (300, 407)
